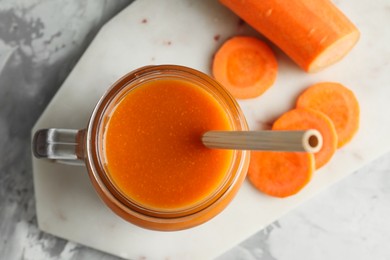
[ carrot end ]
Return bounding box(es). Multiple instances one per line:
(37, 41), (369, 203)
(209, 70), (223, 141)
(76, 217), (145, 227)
(307, 30), (360, 72)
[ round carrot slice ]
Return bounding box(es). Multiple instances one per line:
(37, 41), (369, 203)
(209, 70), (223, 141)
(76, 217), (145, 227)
(212, 36), (278, 99)
(248, 151), (314, 198)
(296, 82), (360, 148)
(272, 108), (338, 169)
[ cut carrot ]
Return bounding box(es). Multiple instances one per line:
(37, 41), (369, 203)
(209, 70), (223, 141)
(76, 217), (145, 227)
(248, 151), (314, 198)
(272, 108), (337, 169)
(220, 0), (360, 72)
(296, 82), (360, 148)
(212, 36), (277, 99)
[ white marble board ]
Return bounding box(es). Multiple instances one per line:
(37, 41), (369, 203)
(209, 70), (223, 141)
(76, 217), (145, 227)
(32, 0), (390, 259)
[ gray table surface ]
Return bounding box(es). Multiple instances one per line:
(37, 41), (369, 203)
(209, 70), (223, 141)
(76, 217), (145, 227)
(1, 1), (389, 259)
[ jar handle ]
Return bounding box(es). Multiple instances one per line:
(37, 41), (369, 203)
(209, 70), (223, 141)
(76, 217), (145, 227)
(32, 128), (86, 165)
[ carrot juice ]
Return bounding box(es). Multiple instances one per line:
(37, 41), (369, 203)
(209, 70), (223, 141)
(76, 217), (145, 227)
(87, 65), (249, 230)
(104, 78), (234, 211)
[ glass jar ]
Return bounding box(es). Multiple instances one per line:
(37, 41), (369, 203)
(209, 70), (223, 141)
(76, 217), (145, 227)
(33, 65), (250, 231)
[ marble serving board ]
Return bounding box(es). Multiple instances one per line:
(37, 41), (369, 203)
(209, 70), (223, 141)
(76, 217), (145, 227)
(32, 0), (390, 259)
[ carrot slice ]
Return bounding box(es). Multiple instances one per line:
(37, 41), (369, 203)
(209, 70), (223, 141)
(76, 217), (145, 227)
(248, 151), (314, 198)
(296, 82), (360, 148)
(272, 108), (337, 169)
(220, 0), (360, 72)
(212, 36), (277, 99)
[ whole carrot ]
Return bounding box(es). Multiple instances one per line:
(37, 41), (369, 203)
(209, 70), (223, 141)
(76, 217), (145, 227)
(220, 0), (360, 72)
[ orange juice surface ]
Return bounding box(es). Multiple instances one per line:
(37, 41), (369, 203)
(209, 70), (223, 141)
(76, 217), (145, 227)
(104, 79), (234, 210)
